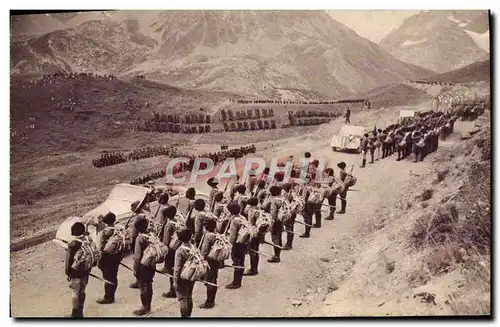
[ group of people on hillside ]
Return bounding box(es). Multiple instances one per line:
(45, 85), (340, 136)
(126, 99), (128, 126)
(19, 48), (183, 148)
(357, 110), (458, 167)
(63, 152), (357, 318)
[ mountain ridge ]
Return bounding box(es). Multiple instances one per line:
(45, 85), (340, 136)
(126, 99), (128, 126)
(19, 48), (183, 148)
(11, 10), (434, 98)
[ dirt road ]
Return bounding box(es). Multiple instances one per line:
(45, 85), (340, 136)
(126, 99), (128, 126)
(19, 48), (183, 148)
(11, 105), (441, 317)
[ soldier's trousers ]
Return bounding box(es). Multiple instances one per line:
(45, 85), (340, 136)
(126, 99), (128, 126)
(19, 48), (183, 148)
(271, 220), (283, 258)
(314, 203), (322, 227)
(339, 189), (348, 212)
(98, 253), (121, 300)
(248, 235), (263, 272)
(176, 279), (195, 317)
(163, 250), (175, 292)
(231, 243), (247, 286)
(283, 213), (296, 246)
(204, 260), (220, 304)
(406, 141), (412, 158)
(137, 264), (155, 310)
(303, 202), (315, 235)
(327, 192), (337, 219)
(369, 149), (375, 163)
(68, 274), (89, 313)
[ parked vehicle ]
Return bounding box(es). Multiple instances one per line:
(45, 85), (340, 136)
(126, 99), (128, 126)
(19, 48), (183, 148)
(330, 125), (367, 153)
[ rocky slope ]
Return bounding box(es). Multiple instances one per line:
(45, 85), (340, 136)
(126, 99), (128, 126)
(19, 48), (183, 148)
(11, 11), (433, 98)
(380, 10), (489, 73)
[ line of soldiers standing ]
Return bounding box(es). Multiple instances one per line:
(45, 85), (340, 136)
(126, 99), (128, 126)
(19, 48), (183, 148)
(64, 153), (356, 318)
(357, 110), (459, 167)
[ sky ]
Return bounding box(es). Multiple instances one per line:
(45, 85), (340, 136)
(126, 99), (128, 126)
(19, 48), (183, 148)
(327, 10), (421, 43)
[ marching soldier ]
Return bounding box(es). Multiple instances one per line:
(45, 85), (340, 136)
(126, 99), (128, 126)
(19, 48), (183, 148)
(281, 183), (296, 250)
(173, 228), (196, 317)
(207, 177), (219, 212)
(199, 218), (220, 309)
(193, 199), (208, 247)
(244, 197), (263, 276)
(337, 162), (348, 214)
(226, 202), (248, 289)
(268, 185), (283, 263)
(324, 169), (337, 221)
(96, 212), (123, 304)
(360, 133), (369, 168)
(65, 222), (92, 318)
(160, 205), (179, 299)
(184, 187), (196, 232)
(132, 218), (155, 316)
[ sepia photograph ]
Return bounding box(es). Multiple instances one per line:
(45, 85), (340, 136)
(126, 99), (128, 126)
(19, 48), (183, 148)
(9, 7), (491, 318)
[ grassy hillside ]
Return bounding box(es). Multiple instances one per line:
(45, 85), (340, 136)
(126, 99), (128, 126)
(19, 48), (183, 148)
(426, 59), (490, 83)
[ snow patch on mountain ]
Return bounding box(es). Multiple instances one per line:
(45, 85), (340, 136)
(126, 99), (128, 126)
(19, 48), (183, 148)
(401, 38), (428, 47)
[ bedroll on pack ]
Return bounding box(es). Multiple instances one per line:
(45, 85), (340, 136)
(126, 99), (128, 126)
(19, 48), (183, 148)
(236, 216), (252, 244)
(179, 246), (209, 282)
(308, 188), (323, 204)
(71, 236), (101, 272)
(344, 174), (357, 188)
(255, 210), (272, 235)
(141, 233), (169, 266)
(103, 227), (127, 255)
(278, 201), (293, 223)
(169, 219), (186, 250)
(207, 234), (231, 262)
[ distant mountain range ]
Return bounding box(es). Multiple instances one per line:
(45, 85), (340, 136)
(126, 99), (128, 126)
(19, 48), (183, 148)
(10, 11), (433, 99)
(380, 10), (489, 73)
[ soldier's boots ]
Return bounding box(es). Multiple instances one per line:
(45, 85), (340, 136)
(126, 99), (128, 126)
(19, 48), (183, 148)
(325, 212), (334, 220)
(96, 297), (114, 304)
(162, 279), (176, 298)
(360, 159), (366, 168)
(133, 307), (151, 316)
(68, 309), (82, 318)
(244, 268), (258, 276)
(268, 256), (280, 263)
(199, 289), (217, 309)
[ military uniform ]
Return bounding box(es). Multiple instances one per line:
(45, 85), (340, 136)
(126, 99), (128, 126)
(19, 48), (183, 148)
(227, 215), (248, 288)
(97, 226), (123, 303)
(65, 236), (91, 317)
(174, 243), (195, 317)
(161, 219), (181, 298)
(199, 231), (219, 308)
(245, 206), (264, 275)
(134, 232), (155, 315)
(268, 196), (284, 262)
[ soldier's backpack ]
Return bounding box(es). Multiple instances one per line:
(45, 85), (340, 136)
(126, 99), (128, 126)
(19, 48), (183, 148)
(207, 233), (231, 262)
(103, 226), (127, 255)
(278, 199), (293, 223)
(168, 217), (186, 249)
(71, 235), (102, 272)
(235, 215), (252, 244)
(308, 188), (323, 204)
(179, 245), (210, 282)
(140, 233), (169, 266)
(254, 210), (272, 235)
(329, 181), (345, 195)
(344, 174), (357, 188)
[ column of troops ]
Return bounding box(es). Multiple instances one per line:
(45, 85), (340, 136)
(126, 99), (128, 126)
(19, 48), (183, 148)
(222, 119), (277, 132)
(92, 152), (127, 168)
(141, 112), (213, 134)
(288, 110), (339, 127)
(129, 145), (257, 186)
(128, 146), (179, 161)
(411, 80), (456, 86)
(64, 152), (358, 318)
(219, 108), (275, 121)
(356, 102), (487, 168)
(228, 98), (368, 105)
